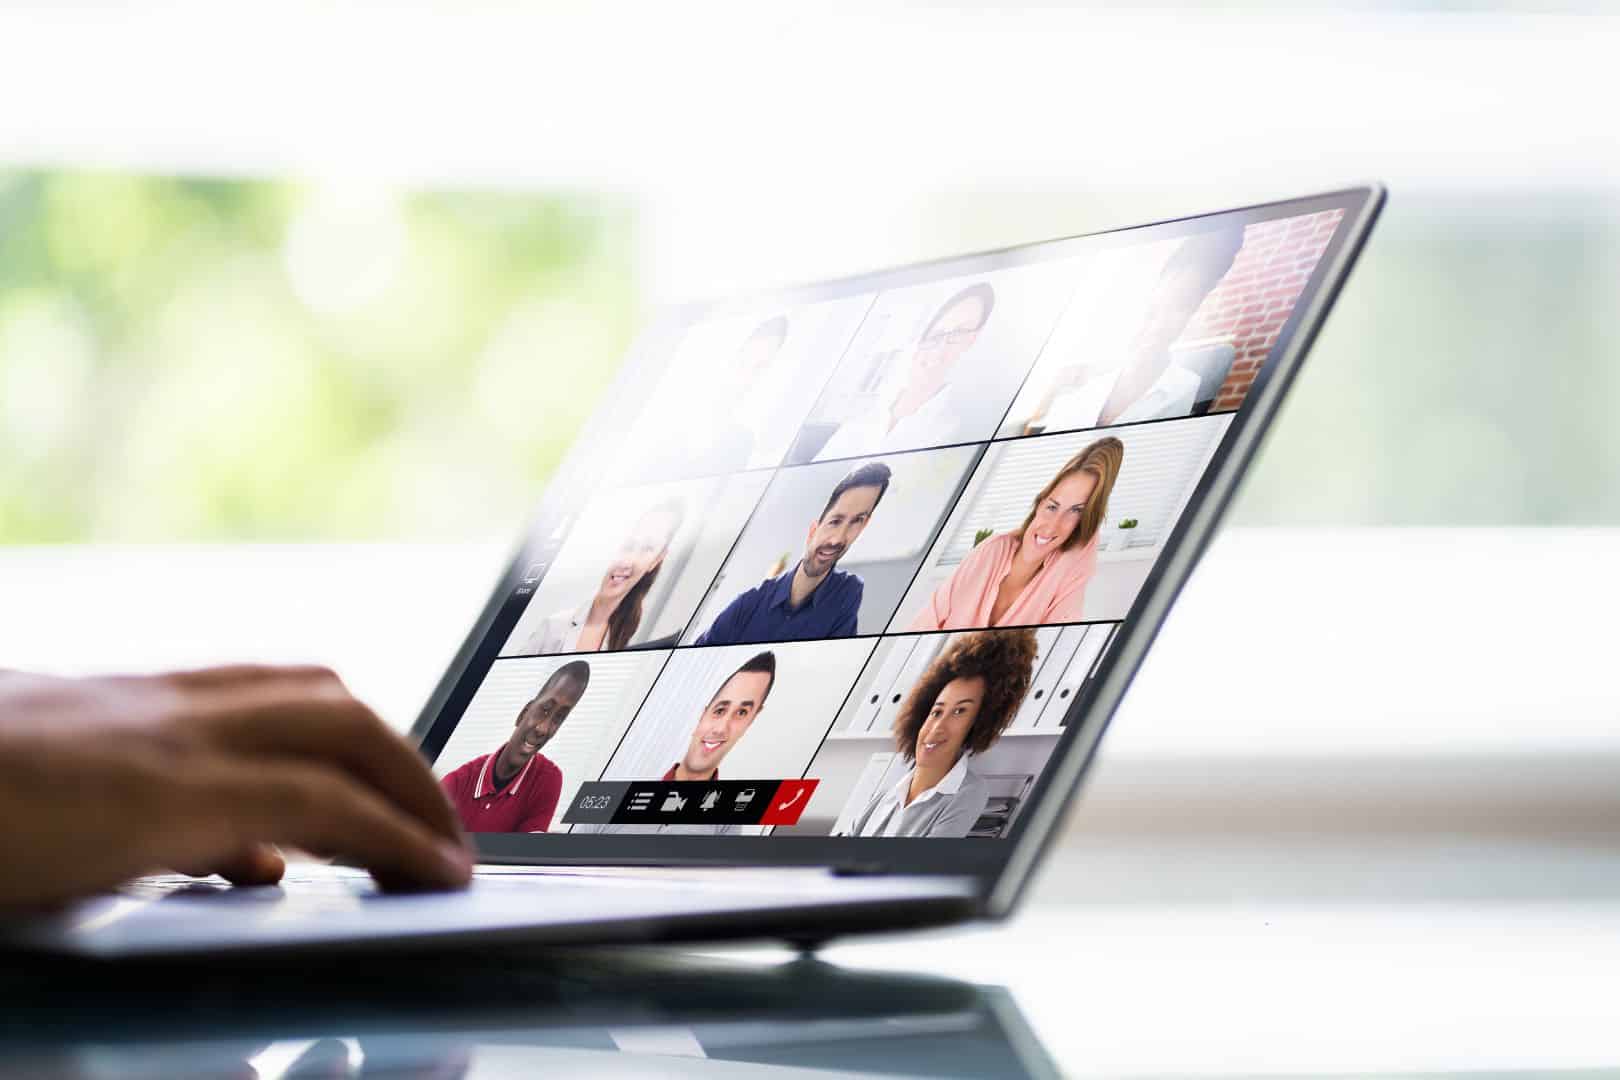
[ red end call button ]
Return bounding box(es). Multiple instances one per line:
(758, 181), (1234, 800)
(758, 779), (819, 826)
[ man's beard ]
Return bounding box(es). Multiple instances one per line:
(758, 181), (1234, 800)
(801, 548), (842, 579)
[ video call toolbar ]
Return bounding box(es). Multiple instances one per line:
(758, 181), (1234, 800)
(564, 779), (821, 828)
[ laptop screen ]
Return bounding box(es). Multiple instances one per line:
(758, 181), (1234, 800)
(418, 194), (1358, 843)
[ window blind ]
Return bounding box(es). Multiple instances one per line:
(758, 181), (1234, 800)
(938, 415), (1230, 566)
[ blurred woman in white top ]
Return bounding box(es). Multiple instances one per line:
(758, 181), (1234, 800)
(813, 282), (996, 461)
(520, 499), (685, 655)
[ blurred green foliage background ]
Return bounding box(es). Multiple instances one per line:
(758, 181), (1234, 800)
(4, 171), (1617, 544)
(0, 170), (636, 541)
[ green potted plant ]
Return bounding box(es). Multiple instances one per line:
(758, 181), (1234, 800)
(1111, 517), (1139, 549)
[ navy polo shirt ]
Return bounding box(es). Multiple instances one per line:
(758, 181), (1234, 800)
(693, 566), (863, 645)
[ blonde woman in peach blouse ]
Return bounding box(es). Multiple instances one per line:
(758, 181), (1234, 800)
(909, 437), (1124, 631)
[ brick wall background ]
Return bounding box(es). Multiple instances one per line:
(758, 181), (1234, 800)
(1185, 208), (1345, 412)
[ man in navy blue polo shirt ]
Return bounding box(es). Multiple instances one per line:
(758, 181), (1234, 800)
(694, 461), (891, 645)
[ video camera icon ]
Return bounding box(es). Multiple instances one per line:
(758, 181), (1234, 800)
(660, 792), (687, 813)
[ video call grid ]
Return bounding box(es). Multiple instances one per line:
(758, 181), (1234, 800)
(432, 205), (1350, 836)
(501, 410), (1227, 660)
(503, 213), (1305, 656)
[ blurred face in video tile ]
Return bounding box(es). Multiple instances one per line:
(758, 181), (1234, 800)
(734, 327), (786, 401)
(597, 507), (678, 605)
(906, 294), (987, 398)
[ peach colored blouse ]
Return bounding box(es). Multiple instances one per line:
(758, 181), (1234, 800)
(908, 531), (1098, 631)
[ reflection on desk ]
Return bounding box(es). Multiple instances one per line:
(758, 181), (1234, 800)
(0, 949), (1059, 1079)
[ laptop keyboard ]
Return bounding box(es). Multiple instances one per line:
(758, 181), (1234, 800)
(126, 866), (600, 901)
(124, 862), (848, 903)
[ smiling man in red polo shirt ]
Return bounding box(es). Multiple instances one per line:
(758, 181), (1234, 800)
(439, 660), (591, 833)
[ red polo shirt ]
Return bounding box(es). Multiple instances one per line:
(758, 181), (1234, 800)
(440, 750), (563, 833)
(662, 764), (716, 781)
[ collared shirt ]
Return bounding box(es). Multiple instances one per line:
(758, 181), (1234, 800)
(661, 763), (715, 781)
(515, 601), (591, 657)
(439, 749), (563, 833)
(843, 754), (991, 838)
(693, 566), (863, 645)
(909, 530), (1098, 632)
(813, 383), (963, 461)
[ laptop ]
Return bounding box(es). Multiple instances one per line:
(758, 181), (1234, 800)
(3, 185), (1384, 958)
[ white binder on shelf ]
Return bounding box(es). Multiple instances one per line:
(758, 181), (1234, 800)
(872, 636), (946, 735)
(847, 637), (916, 733)
(1037, 623), (1117, 728)
(1012, 626), (1081, 731)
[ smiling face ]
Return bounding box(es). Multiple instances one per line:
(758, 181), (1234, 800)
(498, 674), (586, 777)
(907, 295), (987, 395)
(914, 675), (986, 772)
(680, 669), (772, 780)
(1023, 470), (1098, 557)
(597, 507), (678, 603)
(734, 329), (786, 399)
(801, 484), (882, 580)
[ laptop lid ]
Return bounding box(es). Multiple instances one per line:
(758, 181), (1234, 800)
(409, 185), (1385, 911)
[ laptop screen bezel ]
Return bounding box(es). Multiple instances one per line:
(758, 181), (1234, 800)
(408, 184), (1386, 892)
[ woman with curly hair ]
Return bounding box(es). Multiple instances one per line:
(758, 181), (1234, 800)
(908, 437), (1124, 631)
(837, 628), (1039, 838)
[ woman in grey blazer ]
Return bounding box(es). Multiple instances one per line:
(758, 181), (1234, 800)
(840, 628), (1038, 838)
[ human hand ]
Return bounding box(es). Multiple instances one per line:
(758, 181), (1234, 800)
(0, 665), (473, 912)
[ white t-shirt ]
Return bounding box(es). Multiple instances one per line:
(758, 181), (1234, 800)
(813, 384), (964, 461)
(1040, 362), (1199, 431)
